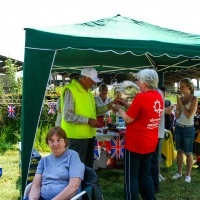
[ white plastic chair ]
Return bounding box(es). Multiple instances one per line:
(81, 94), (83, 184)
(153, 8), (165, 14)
(23, 182), (32, 199)
(23, 167), (102, 200)
(23, 182), (88, 200)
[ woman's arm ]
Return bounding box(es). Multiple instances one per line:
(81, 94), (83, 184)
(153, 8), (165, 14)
(52, 177), (82, 200)
(180, 97), (198, 119)
(112, 104), (134, 124)
(28, 174), (42, 200)
(118, 99), (130, 109)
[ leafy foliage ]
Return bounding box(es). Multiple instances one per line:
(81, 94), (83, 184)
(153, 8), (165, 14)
(166, 93), (177, 104)
(0, 124), (20, 152)
(5, 58), (22, 96)
(0, 103), (58, 152)
(34, 124), (51, 153)
(0, 78), (5, 100)
(0, 57), (59, 152)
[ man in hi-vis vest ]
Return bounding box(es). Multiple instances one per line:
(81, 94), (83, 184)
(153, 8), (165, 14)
(61, 67), (115, 168)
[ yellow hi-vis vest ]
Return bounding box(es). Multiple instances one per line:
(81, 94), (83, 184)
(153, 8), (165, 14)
(60, 79), (96, 139)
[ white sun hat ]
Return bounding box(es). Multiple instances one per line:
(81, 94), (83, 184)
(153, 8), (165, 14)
(81, 67), (101, 83)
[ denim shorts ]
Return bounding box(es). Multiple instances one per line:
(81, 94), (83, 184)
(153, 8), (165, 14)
(174, 124), (194, 154)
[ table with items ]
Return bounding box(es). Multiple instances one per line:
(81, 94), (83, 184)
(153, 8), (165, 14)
(93, 128), (174, 168)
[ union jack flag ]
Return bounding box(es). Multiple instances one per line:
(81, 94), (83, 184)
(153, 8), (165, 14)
(110, 136), (119, 158)
(7, 105), (16, 118)
(48, 102), (56, 115)
(94, 140), (99, 160)
(118, 135), (125, 158)
(110, 136), (125, 158)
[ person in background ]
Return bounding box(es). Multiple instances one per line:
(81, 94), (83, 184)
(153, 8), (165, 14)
(60, 67), (116, 168)
(114, 86), (125, 127)
(150, 87), (165, 193)
(28, 127), (85, 200)
(172, 78), (198, 183)
(193, 102), (200, 167)
(151, 86), (175, 190)
(113, 69), (164, 200)
(95, 83), (113, 127)
(159, 87), (173, 131)
(55, 97), (61, 126)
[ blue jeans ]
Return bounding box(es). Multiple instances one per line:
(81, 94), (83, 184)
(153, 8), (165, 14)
(124, 149), (156, 200)
(174, 125), (194, 154)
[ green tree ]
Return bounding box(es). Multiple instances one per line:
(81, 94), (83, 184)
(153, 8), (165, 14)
(0, 78), (5, 101)
(5, 58), (22, 100)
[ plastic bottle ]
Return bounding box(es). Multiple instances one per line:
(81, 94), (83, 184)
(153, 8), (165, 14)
(116, 112), (125, 128)
(116, 112), (119, 125)
(118, 117), (125, 128)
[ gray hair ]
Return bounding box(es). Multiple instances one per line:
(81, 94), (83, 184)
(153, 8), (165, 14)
(137, 69), (158, 89)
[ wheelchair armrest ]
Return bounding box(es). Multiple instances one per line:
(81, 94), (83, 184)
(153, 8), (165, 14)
(23, 182), (32, 199)
(70, 185), (93, 200)
(70, 191), (87, 200)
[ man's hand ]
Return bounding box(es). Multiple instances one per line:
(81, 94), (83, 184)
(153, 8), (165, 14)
(88, 118), (100, 128)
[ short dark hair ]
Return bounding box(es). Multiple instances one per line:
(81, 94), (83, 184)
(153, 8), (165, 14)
(46, 127), (68, 147)
(159, 86), (166, 92)
(98, 83), (108, 92)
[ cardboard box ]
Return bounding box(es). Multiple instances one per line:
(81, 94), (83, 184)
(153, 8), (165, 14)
(98, 150), (109, 168)
(93, 160), (99, 170)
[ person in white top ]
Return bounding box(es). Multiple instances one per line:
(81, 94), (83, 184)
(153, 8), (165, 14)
(95, 83), (112, 126)
(172, 78), (198, 183)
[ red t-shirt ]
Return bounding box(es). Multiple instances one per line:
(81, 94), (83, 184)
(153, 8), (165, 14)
(125, 90), (163, 154)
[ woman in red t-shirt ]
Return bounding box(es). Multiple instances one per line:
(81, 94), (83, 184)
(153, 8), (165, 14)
(113, 69), (164, 200)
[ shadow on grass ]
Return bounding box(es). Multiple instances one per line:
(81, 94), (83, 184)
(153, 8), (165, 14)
(16, 174), (21, 200)
(97, 169), (124, 200)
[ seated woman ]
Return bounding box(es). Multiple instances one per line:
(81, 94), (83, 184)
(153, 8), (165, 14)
(27, 127), (85, 200)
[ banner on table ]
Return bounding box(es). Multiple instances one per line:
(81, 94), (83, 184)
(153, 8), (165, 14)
(110, 136), (125, 159)
(94, 139), (99, 160)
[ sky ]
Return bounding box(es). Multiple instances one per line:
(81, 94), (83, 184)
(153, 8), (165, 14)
(0, 0), (200, 61)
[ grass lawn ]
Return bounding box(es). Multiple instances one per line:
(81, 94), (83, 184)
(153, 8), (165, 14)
(0, 146), (200, 200)
(0, 148), (21, 200)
